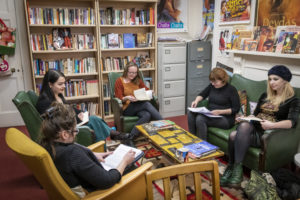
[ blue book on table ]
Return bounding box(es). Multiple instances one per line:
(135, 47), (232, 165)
(123, 33), (135, 48)
(184, 140), (219, 158)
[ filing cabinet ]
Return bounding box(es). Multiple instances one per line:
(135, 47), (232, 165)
(158, 42), (186, 117)
(186, 41), (212, 108)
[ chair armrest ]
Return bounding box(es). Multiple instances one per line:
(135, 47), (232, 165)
(261, 119), (300, 171)
(111, 97), (124, 131)
(88, 141), (106, 153)
(83, 162), (153, 200)
(197, 99), (208, 107)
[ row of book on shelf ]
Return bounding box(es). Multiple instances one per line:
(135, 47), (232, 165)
(36, 79), (98, 97)
(220, 26), (300, 54)
(27, 6), (95, 25)
(103, 101), (111, 116)
(30, 28), (95, 51)
(101, 32), (152, 49)
(72, 102), (99, 116)
(99, 7), (155, 25)
(33, 57), (96, 75)
(101, 52), (151, 71)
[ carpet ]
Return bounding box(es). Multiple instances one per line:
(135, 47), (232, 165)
(135, 139), (248, 200)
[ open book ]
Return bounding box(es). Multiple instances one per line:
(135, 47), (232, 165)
(100, 144), (144, 171)
(76, 111), (89, 127)
(188, 107), (222, 118)
(237, 116), (263, 122)
(133, 88), (152, 101)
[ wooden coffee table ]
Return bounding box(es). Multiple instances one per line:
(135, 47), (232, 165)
(136, 124), (224, 164)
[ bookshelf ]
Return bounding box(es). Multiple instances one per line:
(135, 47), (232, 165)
(98, 0), (158, 120)
(24, 0), (102, 116)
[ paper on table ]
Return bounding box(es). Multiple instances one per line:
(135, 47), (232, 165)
(133, 88), (152, 101)
(76, 111), (89, 127)
(188, 107), (222, 118)
(101, 144), (143, 171)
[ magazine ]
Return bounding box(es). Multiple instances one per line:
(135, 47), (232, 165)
(187, 107), (222, 118)
(100, 144), (144, 171)
(184, 140), (219, 158)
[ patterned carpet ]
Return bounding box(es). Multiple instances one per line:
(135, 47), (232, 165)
(134, 139), (248, 200)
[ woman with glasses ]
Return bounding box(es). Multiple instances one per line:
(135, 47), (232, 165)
(187, 67), (240, 141)
(36, 69), (130, 142)
(40, 102), (136, 198)
(115, 62), (162, 141)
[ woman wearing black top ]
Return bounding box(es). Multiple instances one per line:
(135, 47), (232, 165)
(40, 102), (135, 197)
(188, 67), (240, 140)
(221, 65), (300, 187)
(36, 69), (130, 141)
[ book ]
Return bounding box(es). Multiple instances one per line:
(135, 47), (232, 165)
(108, 33), (119, 49)
(137, 33), (147, 47)
(100, 144), (144, 171)
(184, 140), (219, 158)
(123, 33), (135, 48)
(187, 107), (222, 118)
(76, 111), (89, 127)
(133, 88), (152, 101)
(150, 120), (175, 129)
(237, 116), (263, 122)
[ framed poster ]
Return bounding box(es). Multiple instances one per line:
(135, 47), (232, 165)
(256, 0), (300, 27)
(219, 0), (251, 25)
(157, 0), (188, 33)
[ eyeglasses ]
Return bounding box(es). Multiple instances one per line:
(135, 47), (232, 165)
(69, 128), (79, 135)
(128, 71), (137, 75)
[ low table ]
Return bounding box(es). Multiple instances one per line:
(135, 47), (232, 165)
(136, 124), (224, 164)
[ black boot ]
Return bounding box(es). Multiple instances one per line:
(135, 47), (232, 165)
(110, 130), (131, 140)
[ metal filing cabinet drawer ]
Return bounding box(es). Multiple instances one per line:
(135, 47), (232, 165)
(162, 96), (185, 117)
(162, 44), (186, 64)
(189, 41), (212, 61)
(163, 80), (185, 97)
(162, 63), (186, 81)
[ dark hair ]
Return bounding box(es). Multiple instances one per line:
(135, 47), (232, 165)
(158, 0), (175, 14)
(209, 67), (229, 83)
(40, 70), (66, 103)
(40, 102), (76, 157)
(122, 62), (141, 85)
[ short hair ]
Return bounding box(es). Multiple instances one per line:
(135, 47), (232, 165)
(209, 67), (229, 83)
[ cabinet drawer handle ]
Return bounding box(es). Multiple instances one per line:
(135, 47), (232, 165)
(165, 49), (171, 54)
(165, 100), (170, 105)
(165, 67), (171, 71)
(165, 84), (170, 88)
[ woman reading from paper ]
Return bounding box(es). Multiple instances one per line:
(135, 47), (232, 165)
(221, 65), (300, 188)
(188, 67), (240, 140)
(36, 69), (130, 142)
(40, 102), (135, 198)
(115, 62), (163, 141)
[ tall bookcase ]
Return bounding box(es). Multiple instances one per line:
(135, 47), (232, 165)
(98, 0), (158, 121)
(24, 0), (157, 121)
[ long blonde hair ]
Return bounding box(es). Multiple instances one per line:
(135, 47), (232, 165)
(266, 81), (294, 106)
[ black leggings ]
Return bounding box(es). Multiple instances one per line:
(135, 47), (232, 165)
(228, 122), (261, 164)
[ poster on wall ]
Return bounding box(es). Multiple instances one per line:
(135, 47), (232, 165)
(219, 0), (251, 25)
(256, 0), (300, 27)
(157, 0), (188, 33)
(218, 27), (232, 53)
(202, 0), (214, 30)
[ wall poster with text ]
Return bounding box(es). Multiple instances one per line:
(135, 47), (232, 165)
(219, 0), (251, 25)
(256, 0), (300, 27)
(157, 0), (188, 33)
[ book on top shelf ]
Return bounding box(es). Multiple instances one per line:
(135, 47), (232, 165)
(184, 140), (219, 158)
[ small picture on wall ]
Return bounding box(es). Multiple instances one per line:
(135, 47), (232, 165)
(157, 0), (188, 33)
(219, 0), (251, 25)
(256, 0), (300, 27)
(216, 62), (234, 76)
(218, 27), (232, 52)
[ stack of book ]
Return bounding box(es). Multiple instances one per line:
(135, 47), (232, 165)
(184, 140), (219, 159)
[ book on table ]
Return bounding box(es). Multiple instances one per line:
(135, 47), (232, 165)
(150, 120), (175, 129)
(187, 107), (222, 118)
(184, 140), (219, 159)
(100, 144), (144, 171)
(133, 88), (152, 101)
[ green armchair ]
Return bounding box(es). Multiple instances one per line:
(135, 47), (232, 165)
(201, 74), (300, 172)
(12, 90), (96, 146)
(108, 72), (159, 133)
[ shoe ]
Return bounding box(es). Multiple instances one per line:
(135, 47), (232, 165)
(228, 163), (243, 188)
(220, 164), (233, 187)
(110, 130), (131, 141)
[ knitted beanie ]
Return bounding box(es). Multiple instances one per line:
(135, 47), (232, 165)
(268, 65), (292, 82)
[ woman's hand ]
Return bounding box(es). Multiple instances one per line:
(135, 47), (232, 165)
(124, 95), (137, 102)
(260, 120), (275, 130)
(211, 110), (222, 116)
(123, 150), (136, 165)
(191, 100), (198, 108)
(94, 152), (113, 162)
(77, 112), (84, 121)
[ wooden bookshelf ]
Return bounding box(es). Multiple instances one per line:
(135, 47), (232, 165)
(98, 0), (158, 120)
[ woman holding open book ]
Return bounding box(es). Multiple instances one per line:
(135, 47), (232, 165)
(188, 67), (240, 141)
(36, 69), (130, 142)
(221, 65), (300, 187)
(115, 62), (162, 140)
(40, 102), (136, 198)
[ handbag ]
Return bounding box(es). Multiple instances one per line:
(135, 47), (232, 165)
(244, 170), (281, 200)
(0, 18), (16, 55)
